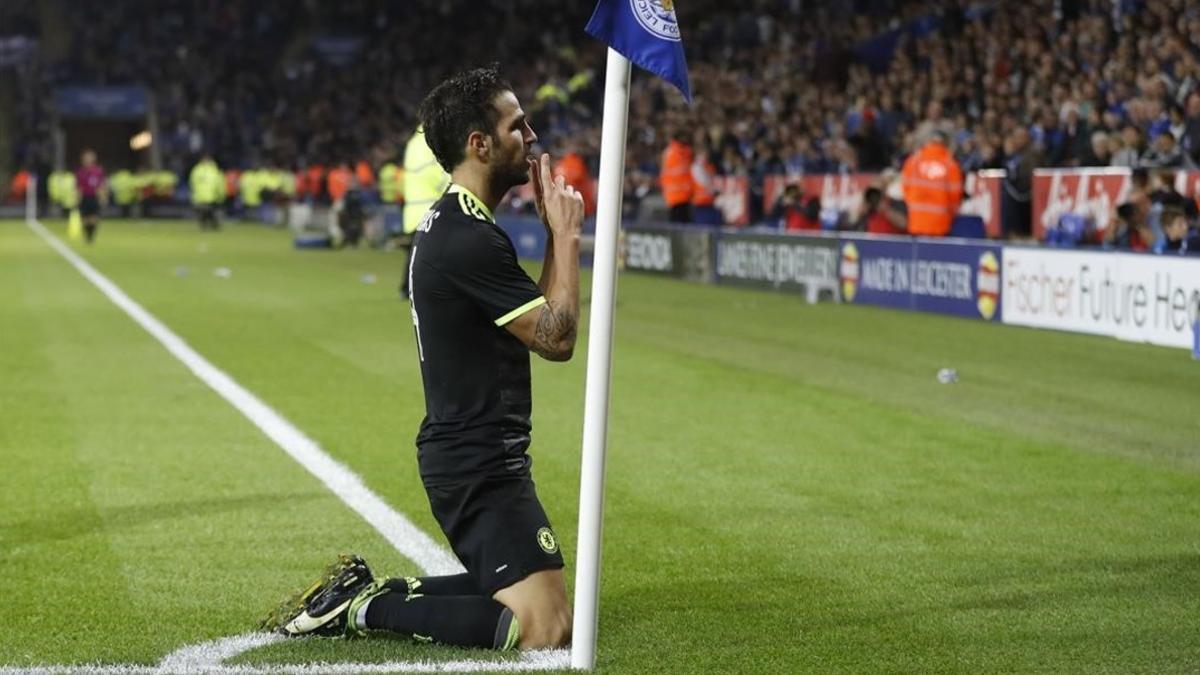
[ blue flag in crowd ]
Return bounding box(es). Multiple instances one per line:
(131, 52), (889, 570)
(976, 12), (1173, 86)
(585, 0), (692, 103)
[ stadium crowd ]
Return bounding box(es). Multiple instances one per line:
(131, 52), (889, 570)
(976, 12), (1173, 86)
(6, 0), (1200, 245)
(10, 0), (603, 181)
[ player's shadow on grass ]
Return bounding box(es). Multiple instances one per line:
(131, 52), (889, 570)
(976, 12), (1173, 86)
(0, 492), (325, 546)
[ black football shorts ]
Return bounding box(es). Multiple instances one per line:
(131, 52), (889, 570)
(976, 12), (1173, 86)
(425, 474), (565, 596)
(79, 195), (100, 217)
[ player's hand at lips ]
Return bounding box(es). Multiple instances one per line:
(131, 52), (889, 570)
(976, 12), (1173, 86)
(529, 153), (583, 239)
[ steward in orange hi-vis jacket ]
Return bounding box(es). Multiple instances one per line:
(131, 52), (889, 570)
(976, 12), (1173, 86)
(659, 136), (694, 223)
(900, 134), (963, 237)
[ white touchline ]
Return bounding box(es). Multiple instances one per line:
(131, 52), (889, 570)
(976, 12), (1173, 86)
(0, 647), (570, 674)
(155, 633), (285, 671)
(19, 221), (570, 674)
(26, 219), (460, 576)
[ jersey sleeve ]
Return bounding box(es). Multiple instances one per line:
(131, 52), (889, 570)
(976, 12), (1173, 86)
(449, 226), (546, 326)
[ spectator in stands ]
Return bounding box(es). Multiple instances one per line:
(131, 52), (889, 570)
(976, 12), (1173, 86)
(1082, 131), (1112, 167)
(1111, 126), (1143, 167)
(1031, 108), (1068, 166)
(1062, 105), (1091, 167)
(16, 0), (1200, 227)
(901, 130), (962, 238)
(849, 112), (888, 171)
(772, 184), (801, 230)
(772, 185), (819, 231)
(1150, 170), (1189, 213)
(854, 176), (907, 236)
(1157, 206), (1200, 255)
(623, 169), (654, 222)
(915, 101), (955, 146)
(785, 135), (826, 176)
(1168, 105), (1187, 144)
(1002, 128), (1039, 238)
(1140, 131), (1184, 169)
(1106, 203), (1151, 252)
(1115, 167), (1153, 241)
(976, 135), (1005, 170)
(1181, 92), (1200, 168)
(1148, 169), (1194, 243)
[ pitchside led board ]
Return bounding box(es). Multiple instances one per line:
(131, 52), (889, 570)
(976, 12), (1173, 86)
(712, 231), (840, 302)
(838, 237), (1003, 321)
(623, 225), (714, 283)
(1002, 247), (1200, 350)
(622, 227), (678, 276)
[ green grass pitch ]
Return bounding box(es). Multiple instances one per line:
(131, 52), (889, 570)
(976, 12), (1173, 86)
(1, 218), (1198, 673)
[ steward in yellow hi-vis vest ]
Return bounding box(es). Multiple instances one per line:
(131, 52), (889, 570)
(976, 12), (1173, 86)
(189, 154), (224, 230)
(49, 170), (78, 209)
(379, 162), (402, 204)
(402, 125), (450, 235)
(109, 169), (138, 216)
(241, 169), (263, 208)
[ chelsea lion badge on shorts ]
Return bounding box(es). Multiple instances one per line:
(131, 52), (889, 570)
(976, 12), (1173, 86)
(536, 527), (559, 554)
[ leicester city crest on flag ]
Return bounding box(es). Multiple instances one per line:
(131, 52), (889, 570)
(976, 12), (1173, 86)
(630, 0), (681, 41)
(586, 0), (692, 102)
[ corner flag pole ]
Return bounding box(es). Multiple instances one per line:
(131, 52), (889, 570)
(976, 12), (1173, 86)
(571, 47), (631, 671)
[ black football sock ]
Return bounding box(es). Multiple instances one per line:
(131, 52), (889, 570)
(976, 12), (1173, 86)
(362, 591), (518, 649)
(384, 573), (479, 596)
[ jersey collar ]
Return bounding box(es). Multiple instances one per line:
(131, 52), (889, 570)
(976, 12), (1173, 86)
(447, 184), (495, 224)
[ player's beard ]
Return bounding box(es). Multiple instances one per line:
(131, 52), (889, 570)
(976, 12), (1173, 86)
(489, 144), (531, 196)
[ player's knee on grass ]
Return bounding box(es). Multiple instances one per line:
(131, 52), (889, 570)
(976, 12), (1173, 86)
(512, 599), (571, 649)
(493, 569), (571, 649)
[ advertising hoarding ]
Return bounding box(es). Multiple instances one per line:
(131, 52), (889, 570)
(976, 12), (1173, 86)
(1002, 247), (1200, 348)
(839, 237), (1002, 320)
(715, 232), (839, 301)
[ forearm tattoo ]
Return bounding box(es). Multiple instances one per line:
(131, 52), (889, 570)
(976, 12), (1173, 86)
(533, 299), (577, 361)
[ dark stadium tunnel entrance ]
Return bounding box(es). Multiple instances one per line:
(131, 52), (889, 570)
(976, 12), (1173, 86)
(62, 118), (147, 172)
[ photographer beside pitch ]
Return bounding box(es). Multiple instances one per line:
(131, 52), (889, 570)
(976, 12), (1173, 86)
(263, 65), (582, 651)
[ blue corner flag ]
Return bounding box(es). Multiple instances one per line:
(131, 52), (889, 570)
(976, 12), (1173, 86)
(585, 0), (692, 103)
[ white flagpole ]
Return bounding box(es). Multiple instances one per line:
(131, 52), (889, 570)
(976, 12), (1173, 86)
(571, 47), (631, 671)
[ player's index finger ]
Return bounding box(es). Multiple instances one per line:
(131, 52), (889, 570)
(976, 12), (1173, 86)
(532, 165), (545, 202)
(539, 153), (553, 186)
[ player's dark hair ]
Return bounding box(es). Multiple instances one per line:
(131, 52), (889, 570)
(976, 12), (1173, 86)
(418, 64), (512, 172)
